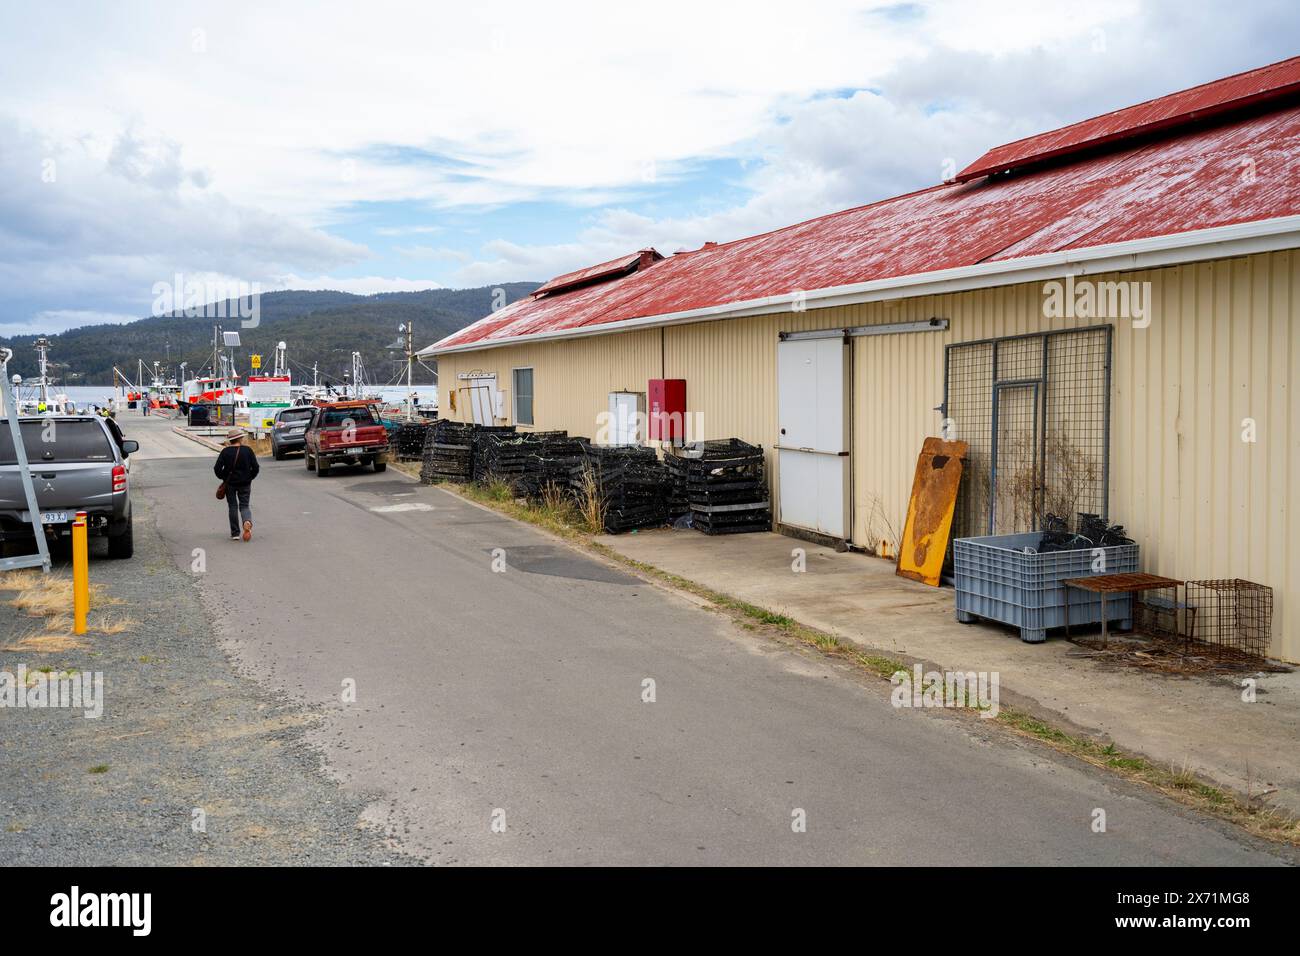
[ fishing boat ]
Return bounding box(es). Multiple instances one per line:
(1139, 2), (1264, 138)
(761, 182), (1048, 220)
(14, 337), (80, 414)
(177, 376), (245, 414)
(176, 326), (247, 417)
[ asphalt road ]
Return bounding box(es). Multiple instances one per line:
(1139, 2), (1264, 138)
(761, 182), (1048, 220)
(129, 416), (1291, 865)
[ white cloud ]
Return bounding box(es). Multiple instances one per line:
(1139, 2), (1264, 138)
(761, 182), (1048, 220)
(448, 0), (1300, 284)
(0, 0), (1296, 328)
(392, 245), (471, 263)
(0, 117), (366, 332)
(375, 225), (443, 237)
(269, 275), (442, 295)
(0, 310), (139, 337)
(0, 0), (1128, 219)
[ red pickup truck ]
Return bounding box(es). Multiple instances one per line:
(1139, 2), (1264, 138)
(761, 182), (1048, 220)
(304, 401), (390, 476)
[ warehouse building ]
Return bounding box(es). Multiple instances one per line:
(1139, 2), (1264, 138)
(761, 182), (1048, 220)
(422, 57), (1300, 662)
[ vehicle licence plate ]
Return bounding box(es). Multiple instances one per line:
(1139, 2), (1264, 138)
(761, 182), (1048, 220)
(41, 512), (69, 524)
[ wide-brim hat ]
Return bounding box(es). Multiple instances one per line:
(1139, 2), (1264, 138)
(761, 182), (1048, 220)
(222, 428), (246, 445)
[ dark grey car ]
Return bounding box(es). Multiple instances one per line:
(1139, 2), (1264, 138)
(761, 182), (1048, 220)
(0, 416), (138, 558)
(271, 406), (314, 459)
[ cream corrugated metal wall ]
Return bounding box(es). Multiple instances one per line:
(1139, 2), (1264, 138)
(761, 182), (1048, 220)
(437, 249), (1300, 662)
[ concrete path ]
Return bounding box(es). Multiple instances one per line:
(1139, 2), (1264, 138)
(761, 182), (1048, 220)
(600, 528), (1300, 815)
(121, 413), (212, 460)
(122, 418), (1294, 864)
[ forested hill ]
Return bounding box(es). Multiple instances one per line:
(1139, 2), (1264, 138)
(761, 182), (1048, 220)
(0, 284), (539, 385)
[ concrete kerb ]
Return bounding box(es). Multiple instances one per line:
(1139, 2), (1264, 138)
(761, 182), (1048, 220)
(170, 425), (226, 453)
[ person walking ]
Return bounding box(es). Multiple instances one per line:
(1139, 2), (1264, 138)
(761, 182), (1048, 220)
(214, 427), (260, 541)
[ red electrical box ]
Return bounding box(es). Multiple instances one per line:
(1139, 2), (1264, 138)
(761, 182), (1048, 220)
(648, 379), (687, 443)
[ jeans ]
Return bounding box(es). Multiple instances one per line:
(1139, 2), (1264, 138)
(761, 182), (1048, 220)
(226, 484), (252, 536)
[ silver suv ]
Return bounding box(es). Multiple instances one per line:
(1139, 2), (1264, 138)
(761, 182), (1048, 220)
(271, 405), (314, 459)
(0, 416), (138, 559)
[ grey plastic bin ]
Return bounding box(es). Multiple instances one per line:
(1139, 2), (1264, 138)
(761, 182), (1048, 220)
(953, 532), (1139, 643)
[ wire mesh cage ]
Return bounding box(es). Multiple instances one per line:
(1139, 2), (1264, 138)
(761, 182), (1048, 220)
(944, 325), (1111, 540)
(1184, 579), (1273, 662)
(1133, 587), (1183, 642)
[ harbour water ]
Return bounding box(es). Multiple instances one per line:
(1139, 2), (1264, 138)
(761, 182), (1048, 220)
(49, 384), (438, 410)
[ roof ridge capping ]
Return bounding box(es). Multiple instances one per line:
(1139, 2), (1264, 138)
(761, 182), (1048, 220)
(532, 248), (663, 298)
(955, 54), (1300, 183)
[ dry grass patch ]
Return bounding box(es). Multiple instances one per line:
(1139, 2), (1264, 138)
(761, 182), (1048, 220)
(3, 632), (86, 653)
(94, 613), (138, 636)
(3, 569), (135, 649)
(573, 465), (606, 534)
(0, 568), (46, 592)
(10, 575), (77, 617)
(6, 572), (116, 618)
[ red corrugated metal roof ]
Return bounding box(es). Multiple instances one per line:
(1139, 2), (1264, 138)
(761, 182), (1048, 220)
(431, 66), (1300, 354)
(956, 55), (1300, 182)
(532, 249), (661, 296)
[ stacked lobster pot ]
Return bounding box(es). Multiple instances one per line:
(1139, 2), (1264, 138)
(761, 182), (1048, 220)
(576, 443), (668, 533)
(393, 419), (432, 461)
(470, 426), (518, 482)
(516, 433), (589, 499)
(420, 420), (476, 483)
(478, 431), (571, 490)
(673, 439), (771, 534)
(662, 453), (691, 519)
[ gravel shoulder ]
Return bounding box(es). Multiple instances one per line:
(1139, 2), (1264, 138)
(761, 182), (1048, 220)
(0, 479), (408, 866)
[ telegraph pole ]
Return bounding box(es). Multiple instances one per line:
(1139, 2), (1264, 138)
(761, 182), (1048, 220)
(400, 322), (415, 416)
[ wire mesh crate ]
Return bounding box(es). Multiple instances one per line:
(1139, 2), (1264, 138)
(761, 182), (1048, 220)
(1184, 579), (1272, 662)
(953, 532), (1139, 643)
(1133, 590), (1184, 641)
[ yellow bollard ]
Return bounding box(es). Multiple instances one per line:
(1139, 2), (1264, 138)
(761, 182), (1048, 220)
(72, 510), (89, 635)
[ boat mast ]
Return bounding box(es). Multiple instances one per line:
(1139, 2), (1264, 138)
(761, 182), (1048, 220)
(400, 321), (415, 415)
(351, 351), (364, 399)
(33, 337), (51, 406)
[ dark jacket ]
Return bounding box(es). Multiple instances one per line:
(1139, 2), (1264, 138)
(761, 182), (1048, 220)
(214, 444), (260, 487)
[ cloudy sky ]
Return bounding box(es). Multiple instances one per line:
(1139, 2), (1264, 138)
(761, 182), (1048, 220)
(1, 0), (1296, 336)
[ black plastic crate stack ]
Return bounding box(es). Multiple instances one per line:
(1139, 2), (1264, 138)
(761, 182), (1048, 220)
(517, 433), (589, 499)
(393, 419), (432, 461)
(477, 431), (567, 489)
(576, 443), (668, 533)
(420, 420), (475, 483)
(675, 439), (771, 534)
(470, 426), (518, 482)
(662, 453), (691, 519)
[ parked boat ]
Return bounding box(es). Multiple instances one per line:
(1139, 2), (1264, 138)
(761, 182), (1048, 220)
(177, 376), (245, 415)
(14, 337), (82, 414)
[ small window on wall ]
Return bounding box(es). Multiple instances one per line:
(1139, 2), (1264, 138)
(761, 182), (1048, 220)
(513, 367), (534, 425)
